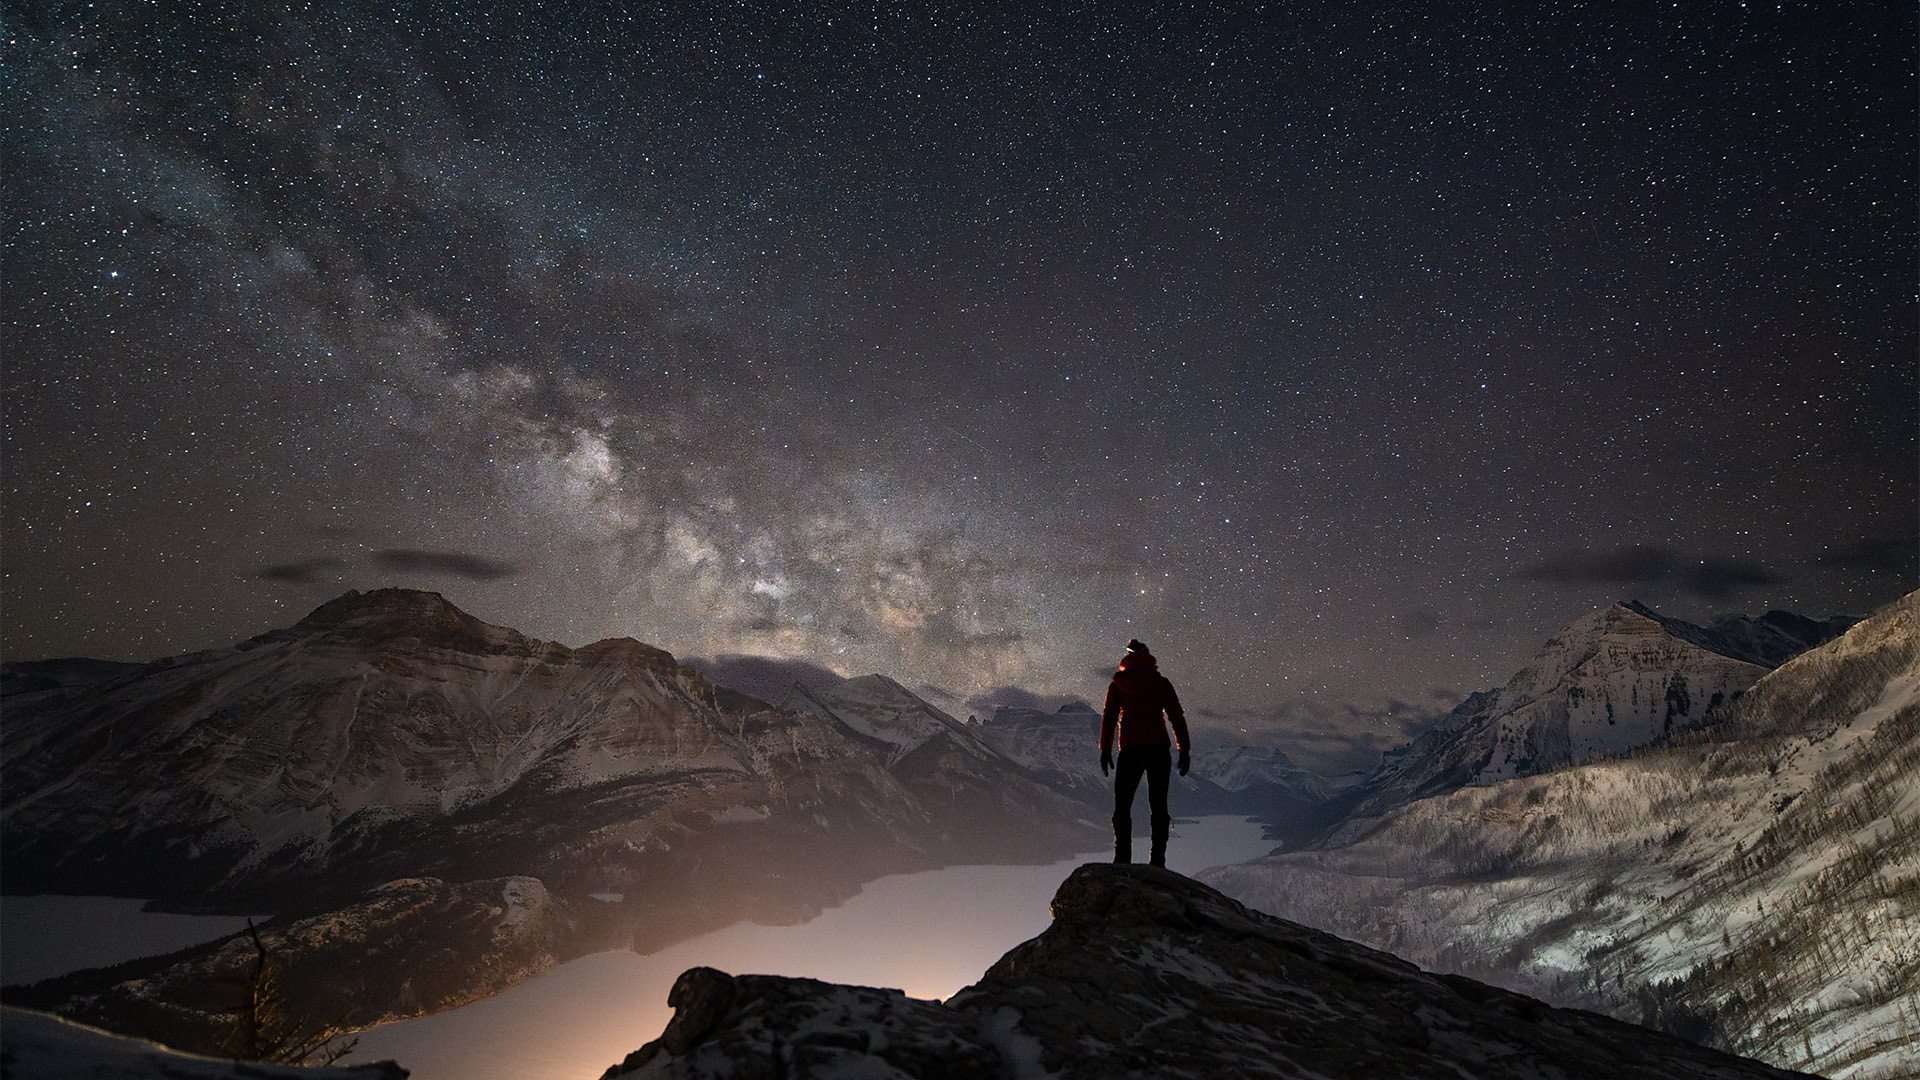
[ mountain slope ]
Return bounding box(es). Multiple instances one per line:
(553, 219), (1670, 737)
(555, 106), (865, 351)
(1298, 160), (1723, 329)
(1203, 589), (1919, 1078)
(0, 1007), (405, 1080)
(1337, 601), (1853, 836)
(1, 589), (1092, 908)
(601, 863), (1808, 1079)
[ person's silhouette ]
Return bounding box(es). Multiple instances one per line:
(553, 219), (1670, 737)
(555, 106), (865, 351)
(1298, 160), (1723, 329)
(1099, 639), (1190, 867)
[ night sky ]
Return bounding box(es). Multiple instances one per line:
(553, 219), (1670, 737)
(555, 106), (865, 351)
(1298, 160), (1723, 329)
(5, 2), (1913, 768)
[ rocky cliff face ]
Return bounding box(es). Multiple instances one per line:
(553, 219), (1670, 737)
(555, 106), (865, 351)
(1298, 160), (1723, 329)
(1336, 601), (1853, 836)
(1204, 589), (1918, 1077)
(600, 863), (1808, 1079)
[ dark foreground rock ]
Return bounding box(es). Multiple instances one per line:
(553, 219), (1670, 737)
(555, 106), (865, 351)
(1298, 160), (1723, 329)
(603, 864), (1811, 1080)
(0, 1006), (406, 1079)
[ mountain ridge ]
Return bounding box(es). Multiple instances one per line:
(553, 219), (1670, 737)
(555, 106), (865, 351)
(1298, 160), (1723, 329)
(1203, 588), (1919, 1077)
(1329, 598), (1856, 838)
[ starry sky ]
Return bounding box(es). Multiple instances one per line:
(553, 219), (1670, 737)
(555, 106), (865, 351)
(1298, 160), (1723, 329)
(4, 2), (1913, 769)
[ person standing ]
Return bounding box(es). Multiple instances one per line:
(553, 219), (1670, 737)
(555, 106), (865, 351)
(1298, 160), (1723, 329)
(1099, 639), (1191, 867)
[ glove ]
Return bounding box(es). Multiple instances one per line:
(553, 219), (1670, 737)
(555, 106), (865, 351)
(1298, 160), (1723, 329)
(1100, 749), (1112, 777)
(1178, 749), (1190, 777)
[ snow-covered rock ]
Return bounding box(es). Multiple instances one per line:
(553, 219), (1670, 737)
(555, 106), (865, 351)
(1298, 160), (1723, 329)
(601, 864), (1808, 1079)
(0, 1007), (405, 1079)
(1203, 589), (1918, 1078)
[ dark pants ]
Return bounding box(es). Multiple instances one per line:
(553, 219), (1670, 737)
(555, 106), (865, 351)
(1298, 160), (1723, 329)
(1112, 746), (1171, 866)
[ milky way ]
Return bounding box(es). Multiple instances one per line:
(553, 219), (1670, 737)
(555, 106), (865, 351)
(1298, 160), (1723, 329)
(4, 2), (1913, 767)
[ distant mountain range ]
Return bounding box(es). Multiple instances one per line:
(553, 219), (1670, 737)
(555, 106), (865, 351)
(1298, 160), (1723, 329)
(1204, 590), (1916, 1076)
(1329, 601), (1856, 838)
(962, 701), (1357, 837)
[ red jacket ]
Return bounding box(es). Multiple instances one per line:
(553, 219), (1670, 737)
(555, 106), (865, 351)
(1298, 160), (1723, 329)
(1100, 654), (1190, 753)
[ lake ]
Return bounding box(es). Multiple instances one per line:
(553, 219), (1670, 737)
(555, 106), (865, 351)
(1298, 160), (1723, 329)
(0, 896), (264, 987)
(348, 815), (1273, 1080)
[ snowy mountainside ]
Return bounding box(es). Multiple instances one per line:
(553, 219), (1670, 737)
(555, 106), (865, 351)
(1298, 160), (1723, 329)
(1335, 600), (1853, 835)
(1192, 743), (1356, 798)
(1203, 588), (1919, 1078)
(602, 864), (1807, 1079)
(0, 1007), (404, 1080)
(778, 673), (1001, 761)
(0, 588), (1094, 907)
(2, 589), (880, 902)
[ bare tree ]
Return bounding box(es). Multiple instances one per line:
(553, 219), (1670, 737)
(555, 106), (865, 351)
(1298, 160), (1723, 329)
(223, 919), (359, 1065)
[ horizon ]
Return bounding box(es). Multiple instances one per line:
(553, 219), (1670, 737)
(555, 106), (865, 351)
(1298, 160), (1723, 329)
(3, 580), (1895, 773)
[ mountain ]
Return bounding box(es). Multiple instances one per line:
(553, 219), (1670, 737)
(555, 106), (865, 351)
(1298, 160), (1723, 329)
(0, 1007), (405, 1080)
(778, 673), (1004, 761)
(1, 589), (1099, 1047)
(0, 657), (145, 697)
(599, 863), (1807, 1079)
(1334, 600), (1855, 836)
(1202, 589), (1919, 1077)
(2, 589), (1091, 908)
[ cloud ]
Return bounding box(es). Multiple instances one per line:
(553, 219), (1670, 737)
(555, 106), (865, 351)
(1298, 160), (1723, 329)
(371, 548), (520, 580)
(1819, 533), (1917, 576)
(1520, 544), (1781, 600)
(962, 684), (1088, 715)
(255, 557), (345, 584)
(683, 653), (846, 706)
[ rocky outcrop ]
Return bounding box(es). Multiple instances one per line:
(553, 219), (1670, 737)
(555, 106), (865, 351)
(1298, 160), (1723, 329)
(0, 1007), (406, 1080)
(601, 864), (1809, 1079)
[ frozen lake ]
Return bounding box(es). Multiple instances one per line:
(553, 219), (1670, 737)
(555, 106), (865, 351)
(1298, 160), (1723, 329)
(0, 896), (263, 987)
(349, 815), (1273, 1080)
